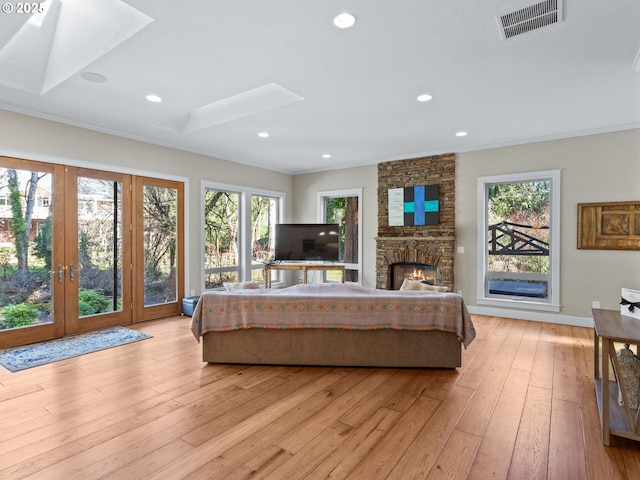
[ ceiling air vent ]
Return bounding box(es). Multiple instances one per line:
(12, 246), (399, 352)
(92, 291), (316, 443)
(498, 0), (563, 39)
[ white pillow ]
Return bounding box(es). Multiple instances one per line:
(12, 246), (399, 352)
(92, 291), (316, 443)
(399, 279), (448, 292)
(223, 281), (262, 291)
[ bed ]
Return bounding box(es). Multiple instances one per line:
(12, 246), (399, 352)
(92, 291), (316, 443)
(190, 283), (476, 368)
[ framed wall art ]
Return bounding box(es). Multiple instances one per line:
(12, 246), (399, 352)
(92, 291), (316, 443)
(577, 201), (640, 250)
(388, 184), (439, 226)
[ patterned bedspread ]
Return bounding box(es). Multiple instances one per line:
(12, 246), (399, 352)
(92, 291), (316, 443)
(190, 283), (476, 347)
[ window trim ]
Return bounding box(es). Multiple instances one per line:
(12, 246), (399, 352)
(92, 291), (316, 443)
(476, 169), (561, 312)
(317, 188), (363, 285)
(201, 181), (285, 291)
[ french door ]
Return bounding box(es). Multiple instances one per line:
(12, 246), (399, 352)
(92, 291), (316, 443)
(0, 157), (183, 349)
(63, 167), (133, 334)
(134, 176), (184, 321)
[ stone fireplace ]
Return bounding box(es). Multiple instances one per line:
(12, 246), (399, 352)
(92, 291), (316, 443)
(376, 154), (455, 291)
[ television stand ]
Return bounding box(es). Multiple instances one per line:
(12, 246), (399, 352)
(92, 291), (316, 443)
(263, 263), (345, 288)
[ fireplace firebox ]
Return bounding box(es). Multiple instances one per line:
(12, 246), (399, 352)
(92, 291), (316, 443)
(390, 262), (439, 290)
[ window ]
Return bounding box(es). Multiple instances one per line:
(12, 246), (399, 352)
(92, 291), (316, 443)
(203, 188), (239, 288)
(249, 194), (278, 282)
(318, 189), (362, 284)
(477, 170), (560, 312)
(202, 182), (283, 289)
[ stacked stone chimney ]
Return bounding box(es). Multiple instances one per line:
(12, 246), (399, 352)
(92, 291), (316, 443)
(376, 154), (456, 290)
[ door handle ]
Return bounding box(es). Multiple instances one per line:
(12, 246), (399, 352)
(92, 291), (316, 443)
(69, 264), (78, 282)
(57, 264), (65, 283)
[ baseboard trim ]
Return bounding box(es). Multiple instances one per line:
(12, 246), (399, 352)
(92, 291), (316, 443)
(467, 305), (594, 328)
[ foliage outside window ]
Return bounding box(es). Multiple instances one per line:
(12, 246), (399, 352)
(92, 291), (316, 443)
(250, 195), (277, 283)
(487, 181), (550, 277)
(143, 185), (178, 306)
(0, 168), (53, 329)
(76, 177), (123, 316)
(478, 170), (560, 312)
(204, 190), (239, 288)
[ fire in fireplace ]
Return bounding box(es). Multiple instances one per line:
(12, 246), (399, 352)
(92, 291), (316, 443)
(390, 262), (439, 290)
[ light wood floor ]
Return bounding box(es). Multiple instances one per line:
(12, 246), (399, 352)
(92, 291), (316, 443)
(0, 314), (639, 479)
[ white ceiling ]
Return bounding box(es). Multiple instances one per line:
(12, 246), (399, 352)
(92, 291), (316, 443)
(0, 0), (639, 174)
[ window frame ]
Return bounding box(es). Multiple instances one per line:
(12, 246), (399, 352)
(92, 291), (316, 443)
(476, 169), (561, 312)
(201, 181), (284, 291)
(317, 188), (363, 285)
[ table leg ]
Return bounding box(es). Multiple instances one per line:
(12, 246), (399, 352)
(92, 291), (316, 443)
(594, 329), (600, 380)
(602, 337), (611, 446)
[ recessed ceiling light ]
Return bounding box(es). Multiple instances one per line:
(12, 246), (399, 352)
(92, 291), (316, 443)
(81, 72), (107, 83)
(456, 131), (468, 137)
(258, 132), (269, 138)
(333, 12), (357, 29)
(322, 154), (331, 159)
(146, 94), (162, 103)
(417, 94), (432, 102)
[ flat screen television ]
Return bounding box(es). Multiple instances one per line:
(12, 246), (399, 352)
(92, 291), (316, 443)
(274, 224), (340, 262)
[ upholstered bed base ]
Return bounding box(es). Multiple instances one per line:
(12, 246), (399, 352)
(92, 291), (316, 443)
(202, 328), (462, 368)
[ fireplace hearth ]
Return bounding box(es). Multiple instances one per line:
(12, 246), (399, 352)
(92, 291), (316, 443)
(375, 236), (453, 290)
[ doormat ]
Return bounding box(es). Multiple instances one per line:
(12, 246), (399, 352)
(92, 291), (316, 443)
(0, 327), (152, 372)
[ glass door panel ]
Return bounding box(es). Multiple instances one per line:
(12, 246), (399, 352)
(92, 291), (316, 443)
(64, 168), (132, 334)
(143, 184), (178, 306)
(0, 157), (64, 348)
(77, 176), (123, 315)
(135, 177), (183, 320)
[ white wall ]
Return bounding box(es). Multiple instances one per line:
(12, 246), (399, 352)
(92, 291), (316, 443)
(456, 130), (640, 324)
(293, 129), (640, 325)
(0, 110), (294, 297)
(292, 165), (378, 288)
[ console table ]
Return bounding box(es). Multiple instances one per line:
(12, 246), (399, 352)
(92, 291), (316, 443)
(263, 263), (345, 288)
(592, 308), (640, 445)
